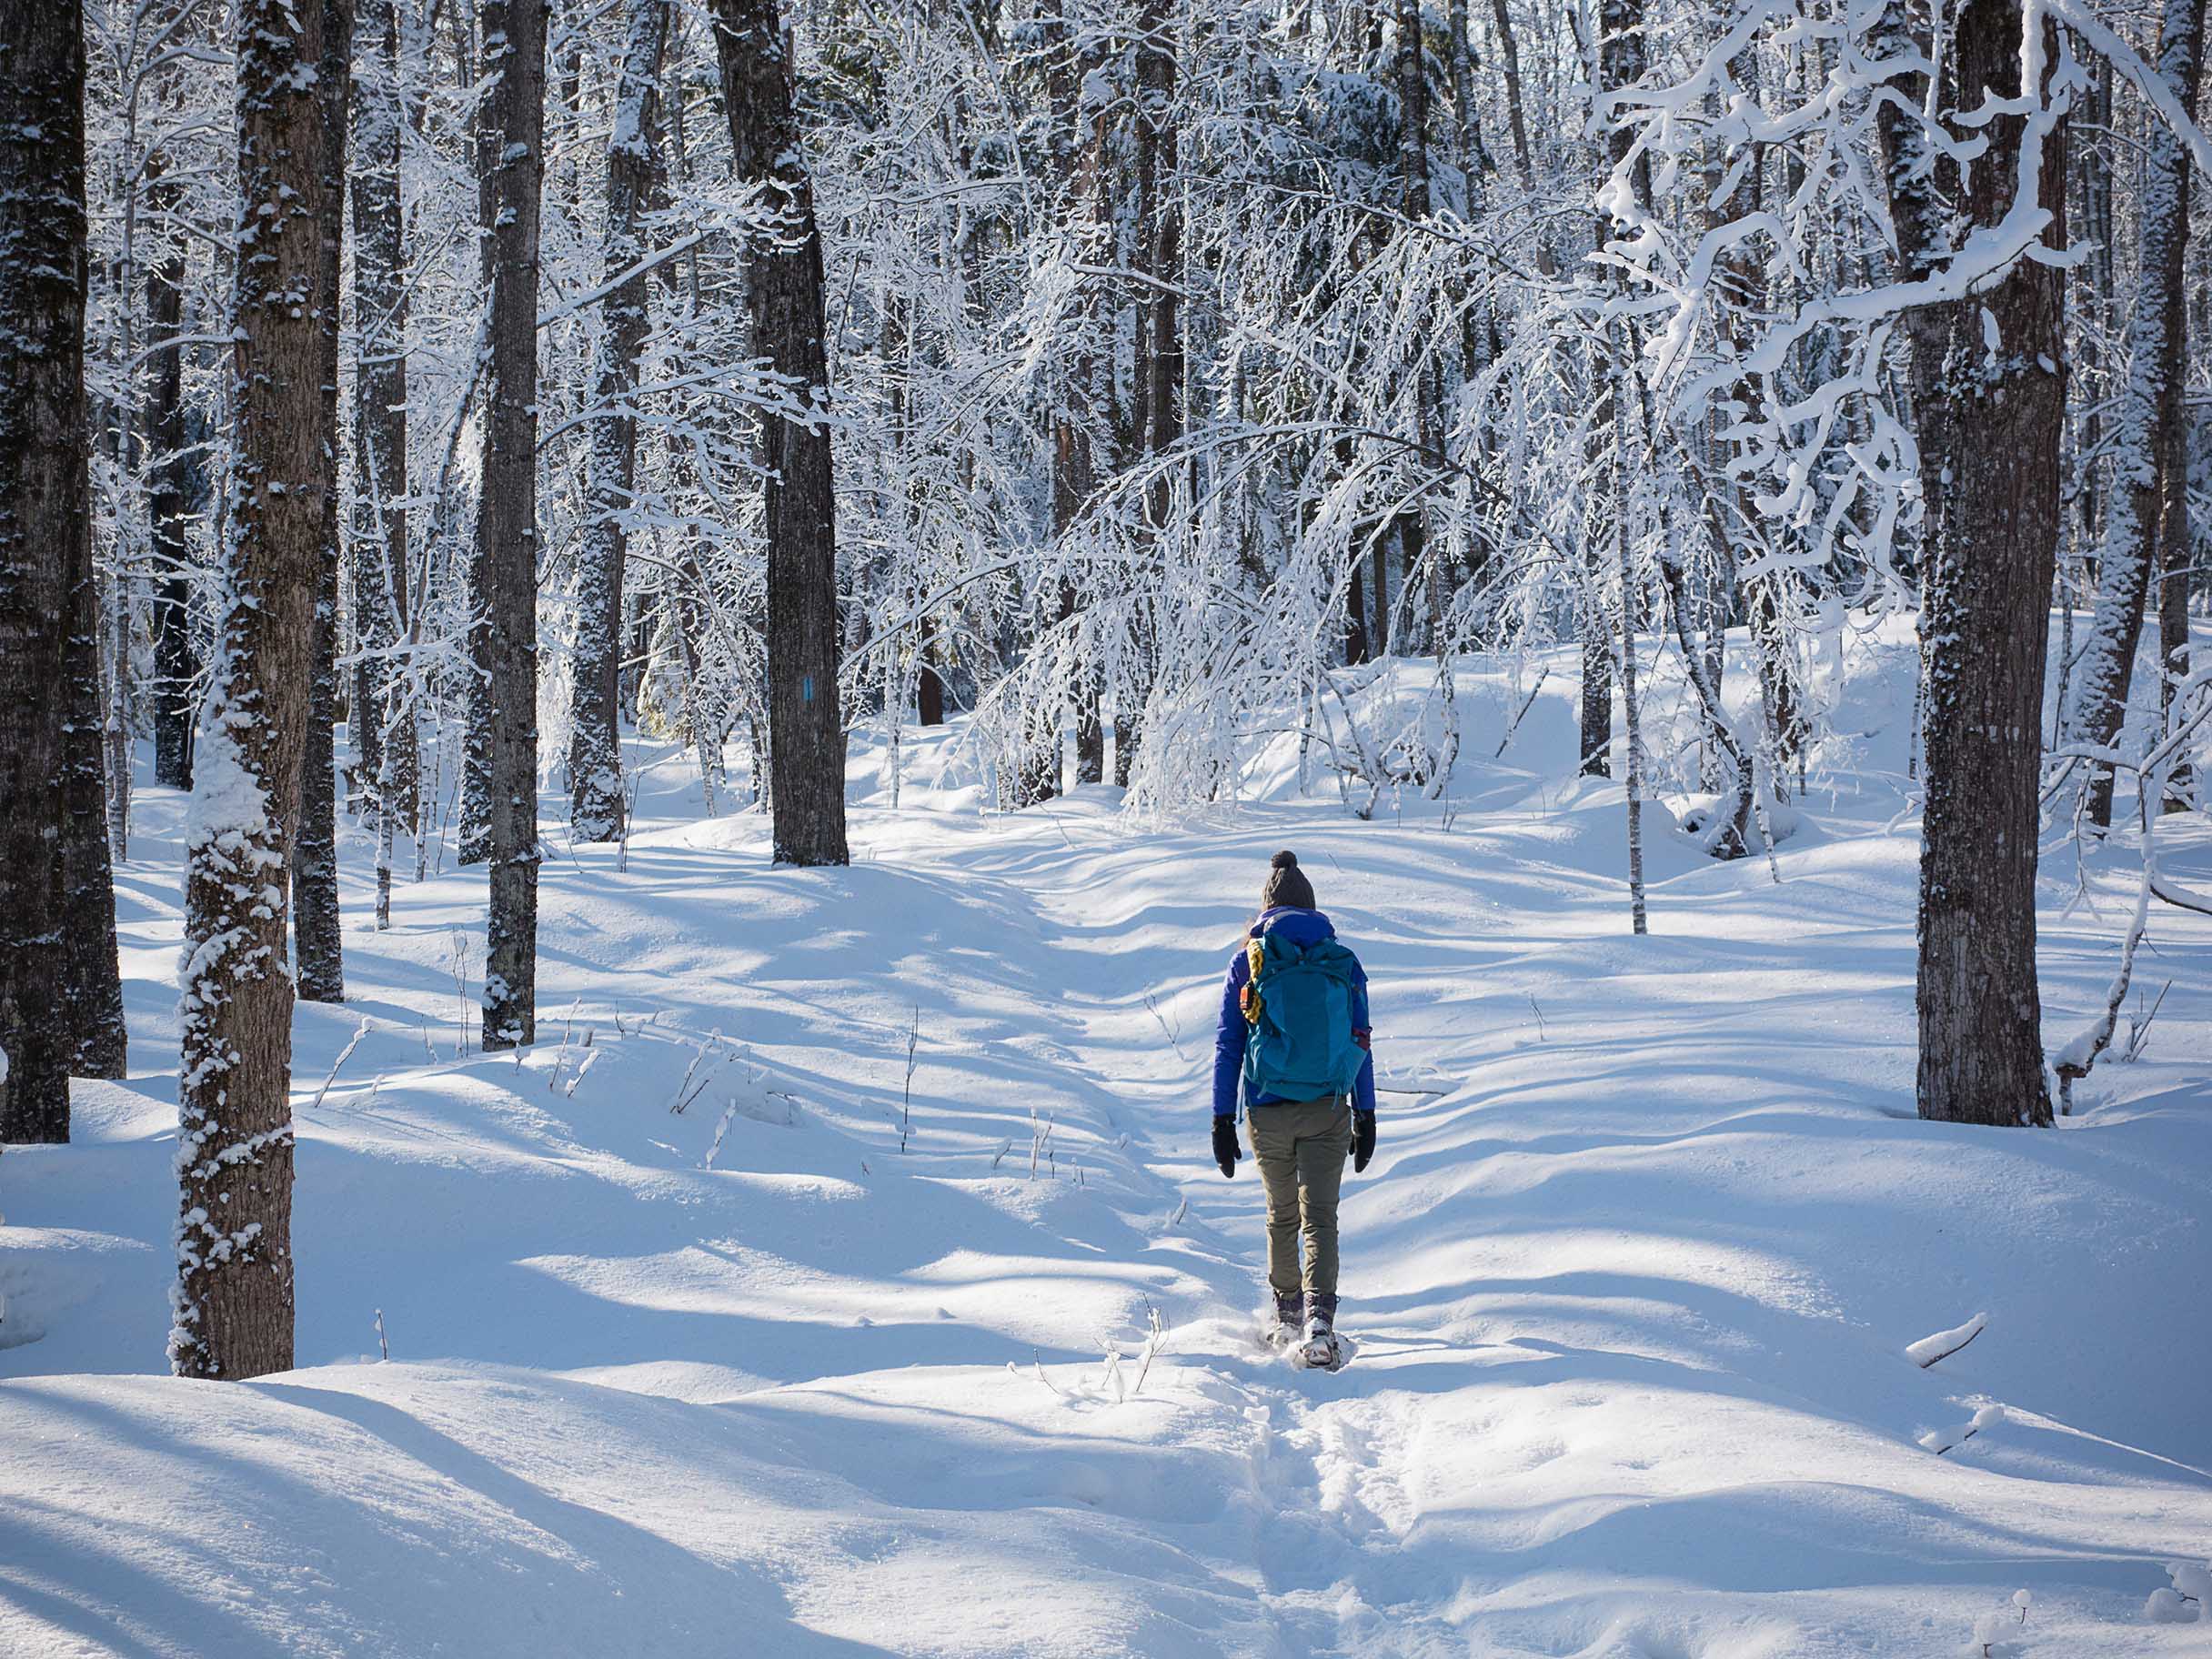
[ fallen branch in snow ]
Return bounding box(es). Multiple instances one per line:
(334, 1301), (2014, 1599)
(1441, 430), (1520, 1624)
(1907, 1311), (1987, 1368)
(1143, 990), (1187, 1062)
(1920, 1403), (2004, 1457)
(309, 1019), (372, 1112)
(1494, 669), (1550, 758)
(2146, 1559), (2209, 1623)
(547, 999), (583, 1095)
(2051, 741), (2183, 1113)
(668, 1031), (729, 1115)
(1009, 1349), (1065, 1396)
(900, 1004), (920, 1151)
(563, 1049), (600, 1099)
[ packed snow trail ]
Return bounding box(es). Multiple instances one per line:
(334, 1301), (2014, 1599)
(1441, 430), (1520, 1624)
(5, 652), (2212, 1657)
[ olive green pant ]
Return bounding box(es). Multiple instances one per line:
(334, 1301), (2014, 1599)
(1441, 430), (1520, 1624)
(1246, 1094), (1352, 1299)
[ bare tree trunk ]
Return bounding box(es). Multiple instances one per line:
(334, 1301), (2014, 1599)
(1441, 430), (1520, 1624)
(2156, 345), (2196, 815)
(2060, 0), (2203, 827)
(295, 0), (355, 1005)
(1394, 0), (1439, 653)
(917, 613), (945, 726)
(477, 0), (547, 1045)
(1048, 0), (1104, 786)
(353, 0), (413, 930)
(1614, 396), (1649, 934)
(174, 0), (333, 1378)
(1487, 0), (1532, 186)
(710, 0), (850, 866)
(1584, 0), (1647, 782)
(570, 0), (669, 842)
(63, 416), (126, 1081)
(0, 0), (89, 1143)
(1914, 0), (2066, 1129)
(147, 166), (196, 793)
(1125, 0), (1179, 774)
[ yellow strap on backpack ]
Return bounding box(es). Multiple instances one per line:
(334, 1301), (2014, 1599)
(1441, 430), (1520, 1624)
(1240, 937), (1266, 1025)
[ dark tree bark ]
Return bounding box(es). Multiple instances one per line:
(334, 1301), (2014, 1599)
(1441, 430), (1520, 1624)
(1047, 0), (1104, 785)
(61, 398), (126, 1081)
(174, 0), (333, 1379)
(1873, 0), (1956, 574)
(0, 0), (88, 1142)
(352, 0), (414, 927)
(916, 612), (946, 727)
(1487, 0), (1532, 186)
(1913, 0), (2066, 1128)
(710, 0), (850, 866)
(1393, 0), (1436, 649)
(1119, 0), (1180, 785)
(147, 169), (196, 793)
(477, 0), (548, 1044)
(570, 0), (669, 843)
(2062, 0), (2203, 826)
(294, 0), (355, 1005)
(2156, 345), (2196, 814)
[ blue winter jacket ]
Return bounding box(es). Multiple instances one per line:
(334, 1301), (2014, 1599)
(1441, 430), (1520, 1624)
(1212, 906), (1376, 1119)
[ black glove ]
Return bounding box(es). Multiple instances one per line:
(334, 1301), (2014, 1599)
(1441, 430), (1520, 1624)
(1352, 1110), (1376, 1174)
(1212, 1116), (1242, 1179)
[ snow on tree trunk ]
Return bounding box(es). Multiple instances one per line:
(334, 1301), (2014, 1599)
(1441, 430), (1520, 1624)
(477, 0), (547, 1044)
(1914, 0), (2066, 1130)
(351, 0), (413, 931)
(2155, 326), (2197, 815)
(569, 0), (669, 845)
(0, 0), (90, 1144)
(1047, 0), (1104, 787)
(173, 0), (334, 1379)
(295, 0), (355, 1007)
(711, 0), (850, 867)
(147, 172), (196, 795)
(2060, 0), (2205, 830)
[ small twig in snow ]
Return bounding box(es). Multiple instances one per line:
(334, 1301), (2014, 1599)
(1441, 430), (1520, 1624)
(310, 1018), (373, 1112)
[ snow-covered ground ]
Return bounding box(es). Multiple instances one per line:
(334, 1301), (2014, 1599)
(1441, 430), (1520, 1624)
(5, 629), (2210, 1657)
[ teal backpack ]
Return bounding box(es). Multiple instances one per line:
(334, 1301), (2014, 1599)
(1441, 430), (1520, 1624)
(1240, 930), (1364, 1103)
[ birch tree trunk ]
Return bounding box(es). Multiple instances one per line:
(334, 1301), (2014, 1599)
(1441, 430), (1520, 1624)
(0, 0), (89, 1143)
(569, 0), (669, 843)
(1914, 0), (2066, 1128)
(711, 0), (851, 866)
(294, 0), (355, 1005)
(477, 0), (548, 1044)
(2059, 0), (2203, 828)
(174, 0), (333, 1378)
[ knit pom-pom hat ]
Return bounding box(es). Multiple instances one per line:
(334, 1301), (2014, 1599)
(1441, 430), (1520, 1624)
(1260, 849), (1316, 912)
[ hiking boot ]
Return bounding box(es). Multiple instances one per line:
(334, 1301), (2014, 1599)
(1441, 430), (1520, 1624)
(1270, 1290), (1302, 1345)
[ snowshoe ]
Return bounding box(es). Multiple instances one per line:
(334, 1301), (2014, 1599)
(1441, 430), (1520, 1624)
(1295, 1328), (1347, 1372)
(1297, 1293), (1345, 1372)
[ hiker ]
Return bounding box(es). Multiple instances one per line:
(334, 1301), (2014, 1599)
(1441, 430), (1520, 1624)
(1211, 850), (1376, 1369)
